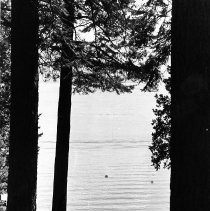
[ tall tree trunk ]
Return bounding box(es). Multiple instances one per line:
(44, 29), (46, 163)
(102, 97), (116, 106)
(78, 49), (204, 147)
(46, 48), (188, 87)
(7, 0), (39, 210)
(51, 61), (72, 211)
(171, 1), (210, 210)
(52, 1), (74, 210)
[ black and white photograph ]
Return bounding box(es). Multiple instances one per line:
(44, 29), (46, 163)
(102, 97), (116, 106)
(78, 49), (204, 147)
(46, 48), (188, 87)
(1, 0), (209, 210)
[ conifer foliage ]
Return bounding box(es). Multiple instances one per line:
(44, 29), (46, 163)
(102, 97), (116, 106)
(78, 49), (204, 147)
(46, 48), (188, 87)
(147, 0), (171, 170)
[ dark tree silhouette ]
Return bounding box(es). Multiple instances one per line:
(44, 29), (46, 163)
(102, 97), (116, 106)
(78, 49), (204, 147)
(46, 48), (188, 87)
(0, 15), (10, 209)
(171, 1), (210, 210)
(51, 1), (74, 210)
(6, 0), (39, 210)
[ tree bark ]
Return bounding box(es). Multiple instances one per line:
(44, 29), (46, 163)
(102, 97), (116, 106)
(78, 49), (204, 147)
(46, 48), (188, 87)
(51, 62), (72, 211)
(171, 1), (210, 210)
(7, 0), (39, 210)
(52, 1), (74, 210)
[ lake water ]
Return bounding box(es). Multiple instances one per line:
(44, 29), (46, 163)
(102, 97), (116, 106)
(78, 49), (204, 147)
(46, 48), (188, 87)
(37, 81), (170, 211)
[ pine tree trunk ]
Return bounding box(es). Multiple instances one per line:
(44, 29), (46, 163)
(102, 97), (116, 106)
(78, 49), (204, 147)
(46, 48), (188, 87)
(7, 0), (39, 210)
(51, 63), (72, 211)
(52, 1), (74, 210)
(171, 1), (210, 210)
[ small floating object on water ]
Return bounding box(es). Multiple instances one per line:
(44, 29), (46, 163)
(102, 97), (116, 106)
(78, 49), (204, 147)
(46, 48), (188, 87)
(151, 180), (154, 184)
(105, 175), (108, 178)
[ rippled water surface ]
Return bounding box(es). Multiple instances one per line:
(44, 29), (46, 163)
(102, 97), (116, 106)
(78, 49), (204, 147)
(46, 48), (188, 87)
(37, 81), (170, 211)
